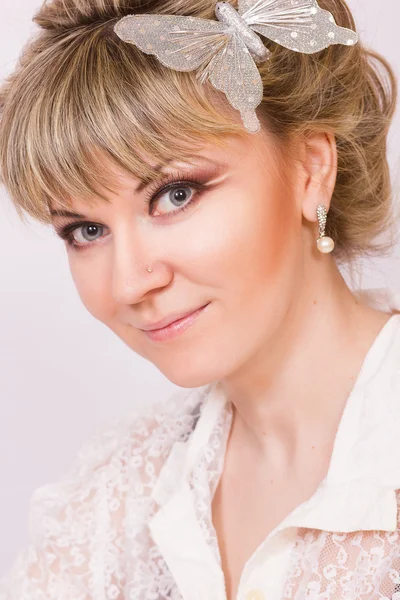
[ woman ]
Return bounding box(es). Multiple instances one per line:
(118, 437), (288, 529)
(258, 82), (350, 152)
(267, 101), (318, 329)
(0, 0), (399, 597)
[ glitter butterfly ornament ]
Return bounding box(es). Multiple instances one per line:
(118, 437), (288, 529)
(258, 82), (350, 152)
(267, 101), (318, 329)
(114, 0), (358, 133)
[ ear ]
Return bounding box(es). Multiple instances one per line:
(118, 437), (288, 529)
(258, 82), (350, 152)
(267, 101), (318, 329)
(297, 132), (338, 224)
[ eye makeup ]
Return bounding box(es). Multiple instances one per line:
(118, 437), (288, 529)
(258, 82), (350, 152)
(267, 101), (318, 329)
(52, 163), (228, 251)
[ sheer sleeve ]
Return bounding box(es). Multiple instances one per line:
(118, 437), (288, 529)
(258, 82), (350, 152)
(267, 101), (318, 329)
(0, 477), (117, 599)
(0, 405), (146, 600)
(0, 387), (204, 600)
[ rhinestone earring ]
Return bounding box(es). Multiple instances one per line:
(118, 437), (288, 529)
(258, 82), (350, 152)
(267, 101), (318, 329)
(316, 204), (335, 254)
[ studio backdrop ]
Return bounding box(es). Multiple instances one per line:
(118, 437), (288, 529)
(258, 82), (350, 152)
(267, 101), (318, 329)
(0, 0), (399, 575)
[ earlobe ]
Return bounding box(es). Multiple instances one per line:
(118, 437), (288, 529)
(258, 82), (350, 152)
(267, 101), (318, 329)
(300, 132), (338, 224)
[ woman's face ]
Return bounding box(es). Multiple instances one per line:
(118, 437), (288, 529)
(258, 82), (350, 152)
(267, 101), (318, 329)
(51, 130), (306, 388)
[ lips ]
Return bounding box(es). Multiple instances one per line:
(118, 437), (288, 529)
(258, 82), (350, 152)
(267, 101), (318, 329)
(139, 304), (209, 331)
(142, 303), (210, 342)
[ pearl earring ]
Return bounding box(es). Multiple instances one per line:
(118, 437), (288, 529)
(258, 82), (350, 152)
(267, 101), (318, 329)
(147, 267), (153, 273)
(316, 204), (335, 254)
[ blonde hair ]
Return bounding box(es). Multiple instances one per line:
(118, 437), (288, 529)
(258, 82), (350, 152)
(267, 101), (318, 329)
(0, 0), (398, 262)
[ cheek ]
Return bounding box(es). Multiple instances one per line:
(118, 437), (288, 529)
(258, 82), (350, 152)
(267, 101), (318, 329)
(67, 252), (114, 321)
(184, 174), (300, 372)
(185, 176), (299, 304)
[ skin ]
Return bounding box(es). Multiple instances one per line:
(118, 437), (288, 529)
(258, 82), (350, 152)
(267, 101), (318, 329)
(51, 124), (392, 598)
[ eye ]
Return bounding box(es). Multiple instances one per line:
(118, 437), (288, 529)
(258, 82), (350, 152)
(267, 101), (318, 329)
(144, 173), (208, 217)
(151, 185), (195, 216)
(54, 166), (224, 251)
(55, 221), (109, 251)
(70, 223), (104, 245)
(54, 184), (200, 251)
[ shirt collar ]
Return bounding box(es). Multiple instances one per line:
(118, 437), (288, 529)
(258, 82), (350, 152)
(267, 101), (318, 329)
(278, 309), (400, 533)
(151, 288), (400, 535)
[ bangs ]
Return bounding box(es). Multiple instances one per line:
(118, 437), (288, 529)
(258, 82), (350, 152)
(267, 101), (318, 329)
(0, 23), (246, 225)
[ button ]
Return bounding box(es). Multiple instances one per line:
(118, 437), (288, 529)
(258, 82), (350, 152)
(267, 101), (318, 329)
(244, 590), (265, 600)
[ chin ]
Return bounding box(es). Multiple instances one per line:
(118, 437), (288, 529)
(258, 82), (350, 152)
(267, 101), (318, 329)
(156, 353), (237, 390)
(158, 368), (216, 390)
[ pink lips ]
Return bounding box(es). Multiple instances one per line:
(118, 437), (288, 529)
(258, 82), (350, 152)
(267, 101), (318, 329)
(140, 305), (205, 331)
(142, 303), (210, 342)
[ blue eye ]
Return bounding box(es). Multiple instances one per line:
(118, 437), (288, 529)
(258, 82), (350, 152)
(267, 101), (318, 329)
(54, 165), (223, 251)
(72, 224), (104, 244)
(147, 184), (196, 216)
(55, 180), (205, 251)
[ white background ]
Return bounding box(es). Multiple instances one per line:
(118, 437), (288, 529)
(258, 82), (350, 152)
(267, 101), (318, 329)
(0, 0), (399, 575)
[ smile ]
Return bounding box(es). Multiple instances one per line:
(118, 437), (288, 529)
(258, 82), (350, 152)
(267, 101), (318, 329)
(142, 303), (211, 342)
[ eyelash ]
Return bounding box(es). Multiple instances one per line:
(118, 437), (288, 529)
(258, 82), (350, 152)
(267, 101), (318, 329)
(55, 171), (208, 251)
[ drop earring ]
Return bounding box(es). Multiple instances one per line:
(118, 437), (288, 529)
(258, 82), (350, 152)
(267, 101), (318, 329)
(316, 204), (335, 254)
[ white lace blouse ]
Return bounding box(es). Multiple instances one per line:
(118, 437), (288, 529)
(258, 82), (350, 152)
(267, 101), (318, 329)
(1, 287), (400, 600)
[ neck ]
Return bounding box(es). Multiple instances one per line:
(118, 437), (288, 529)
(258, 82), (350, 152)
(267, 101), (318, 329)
(218, 258), (392, 471)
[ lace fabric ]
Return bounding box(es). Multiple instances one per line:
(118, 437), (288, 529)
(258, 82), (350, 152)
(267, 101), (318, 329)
(2, 286), (400, 600)
(0, 387), (206, 600)
(188, 398), (233, 565)
(175, 369), (400, 599)
(282, 511), (400, 599)
(2, 370), (400, 600)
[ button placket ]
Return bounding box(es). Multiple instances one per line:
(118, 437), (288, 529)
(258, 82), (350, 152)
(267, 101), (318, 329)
(244, 590), (265, 600)
(238, 529), (298, 600)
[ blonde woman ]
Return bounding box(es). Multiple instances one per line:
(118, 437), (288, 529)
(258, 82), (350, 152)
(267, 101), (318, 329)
(1, 0), (400, 598)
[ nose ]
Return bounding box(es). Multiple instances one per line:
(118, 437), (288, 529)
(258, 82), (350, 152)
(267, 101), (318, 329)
(111, 229), (170, 304)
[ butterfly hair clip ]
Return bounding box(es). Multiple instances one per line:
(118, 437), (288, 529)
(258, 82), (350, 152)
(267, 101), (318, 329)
(114, 0), (358, 134)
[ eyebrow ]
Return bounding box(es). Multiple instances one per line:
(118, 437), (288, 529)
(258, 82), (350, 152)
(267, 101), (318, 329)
(49, 156), (226, 218)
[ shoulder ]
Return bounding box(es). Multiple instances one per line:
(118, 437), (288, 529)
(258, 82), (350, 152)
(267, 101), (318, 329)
(353, 287), (400, 315)
(29, 385), (208, 541)
(72, 384), (207, 479)
(0, 385), (210, 599)
(30, 384), (209, 525)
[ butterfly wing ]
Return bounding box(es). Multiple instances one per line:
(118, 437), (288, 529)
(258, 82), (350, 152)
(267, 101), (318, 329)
(114, 14), (263, 133)
(207, 33), (264, 133)
(238, 0), (358, 54)
(238, 0), (262, 17)
(114, 14), (230, 71)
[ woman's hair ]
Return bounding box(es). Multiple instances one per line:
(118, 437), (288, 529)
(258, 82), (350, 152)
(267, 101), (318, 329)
(0, 0), (397, 262)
